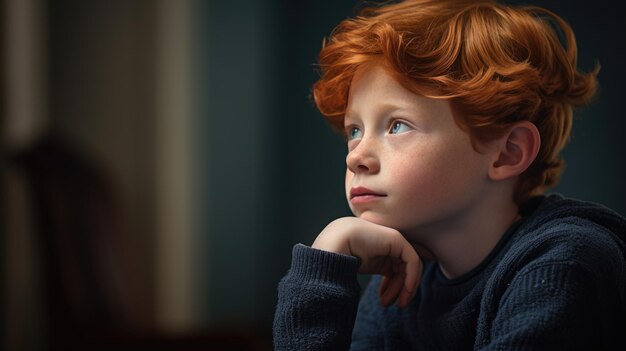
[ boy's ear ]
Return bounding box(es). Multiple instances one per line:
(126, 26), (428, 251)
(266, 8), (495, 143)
(488, 121), (541, 181)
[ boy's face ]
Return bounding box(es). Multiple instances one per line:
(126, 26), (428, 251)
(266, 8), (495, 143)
(344, 63), (494, 239)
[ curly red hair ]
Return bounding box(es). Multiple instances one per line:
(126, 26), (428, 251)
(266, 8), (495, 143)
(312, 0), (598, 204)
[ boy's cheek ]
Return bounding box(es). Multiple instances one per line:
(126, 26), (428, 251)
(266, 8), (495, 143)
(344, 170), (353, 194)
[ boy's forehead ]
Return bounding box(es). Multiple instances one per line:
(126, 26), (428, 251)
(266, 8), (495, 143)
(347, 65), (405, 108)
(345, 64), (445, 122)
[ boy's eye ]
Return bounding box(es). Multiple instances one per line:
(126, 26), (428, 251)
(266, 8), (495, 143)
(389, 121), (411, 134)
(347, 127), (363, 140)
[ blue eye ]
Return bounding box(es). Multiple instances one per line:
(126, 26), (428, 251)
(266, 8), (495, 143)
(348, 127), (363, 140)
(390, 121), (410, 134)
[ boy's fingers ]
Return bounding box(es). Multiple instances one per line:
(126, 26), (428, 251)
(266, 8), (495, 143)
(374, 233), (422, 308)
(399, 269), (420, 307)
(379, 273), (404, 306)
(398, 244), (422, 307)
(402, 244), (420, 285)
(379, 276), (390, 297)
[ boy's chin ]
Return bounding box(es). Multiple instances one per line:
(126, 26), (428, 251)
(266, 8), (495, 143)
(355, 213), (394, 228)
(357, 212), (410, 230)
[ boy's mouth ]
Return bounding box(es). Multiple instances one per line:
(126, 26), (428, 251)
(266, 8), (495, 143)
(350, 186), (387, 203)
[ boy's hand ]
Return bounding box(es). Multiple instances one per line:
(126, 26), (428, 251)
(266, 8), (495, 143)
(312, 217), (422, 308)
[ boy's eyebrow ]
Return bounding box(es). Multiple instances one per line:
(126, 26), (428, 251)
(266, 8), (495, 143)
(344, 113), (357, 125)
(344, 103), (414, 126)
(344, 108), (364, 125)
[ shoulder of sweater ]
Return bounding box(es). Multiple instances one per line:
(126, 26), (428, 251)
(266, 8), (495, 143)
(522, 194), (626, 244)
(506, 216), (625, 274)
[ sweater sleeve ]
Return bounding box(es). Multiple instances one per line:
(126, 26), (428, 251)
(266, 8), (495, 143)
(273, 244), (362, 351)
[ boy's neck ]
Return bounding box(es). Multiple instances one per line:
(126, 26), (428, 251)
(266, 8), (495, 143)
(409, 190), (521, 279)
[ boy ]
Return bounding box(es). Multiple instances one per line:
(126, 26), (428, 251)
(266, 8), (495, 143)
(273, 0), (626, 349)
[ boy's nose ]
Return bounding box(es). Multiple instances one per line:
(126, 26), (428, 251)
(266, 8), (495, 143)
(346, 140), (380, 174)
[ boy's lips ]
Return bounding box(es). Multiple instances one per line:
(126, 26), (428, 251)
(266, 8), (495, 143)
(350, 186), (387, 204)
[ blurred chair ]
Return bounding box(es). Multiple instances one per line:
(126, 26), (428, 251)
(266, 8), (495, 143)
(2, 135), (143, 350)
(1, 134), (271, 350)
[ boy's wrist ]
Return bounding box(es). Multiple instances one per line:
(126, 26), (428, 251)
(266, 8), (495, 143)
(312, 230), (351, 256)
(312, 217), (374, 257)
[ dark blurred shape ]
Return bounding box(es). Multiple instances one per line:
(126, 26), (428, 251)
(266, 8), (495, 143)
(1, 134), (272, 350)
(4, 135), (144, 349)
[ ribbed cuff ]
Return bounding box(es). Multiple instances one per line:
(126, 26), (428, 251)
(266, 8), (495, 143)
(290, 243), (361, 290)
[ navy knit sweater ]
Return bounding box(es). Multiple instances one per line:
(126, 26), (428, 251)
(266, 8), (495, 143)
(273, 194), (626, 350)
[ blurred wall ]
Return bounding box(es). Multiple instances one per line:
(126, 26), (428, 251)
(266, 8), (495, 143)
(193, 0), (355, 332)
(45, 0), (158, 323)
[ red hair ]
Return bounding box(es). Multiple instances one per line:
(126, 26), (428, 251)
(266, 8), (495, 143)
(312, 0), (598, 204)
